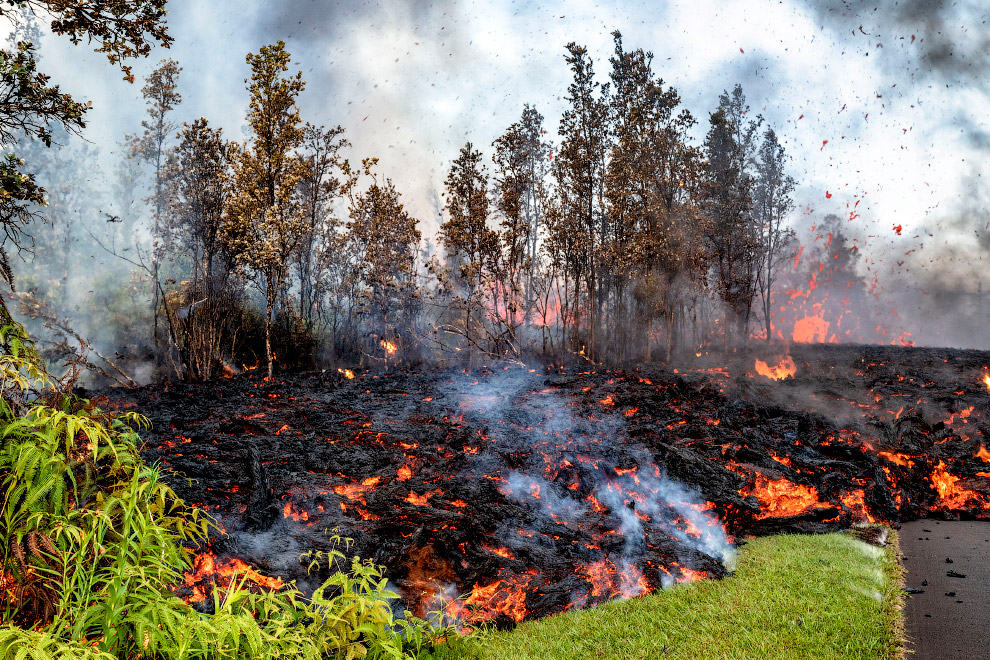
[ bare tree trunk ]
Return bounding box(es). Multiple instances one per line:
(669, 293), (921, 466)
(265, 286), (274, 380)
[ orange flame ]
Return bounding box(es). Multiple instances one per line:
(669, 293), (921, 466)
(380, 339), (397, 355)
(338, 368), (355, 379)
(754, 355), (797, 381)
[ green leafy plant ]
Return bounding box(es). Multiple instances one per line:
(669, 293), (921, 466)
(0, 311), (456, 659)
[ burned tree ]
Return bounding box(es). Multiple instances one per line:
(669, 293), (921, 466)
(344, 159), (421, 363)
(162, 118), (243, 380)
(606, 31), (704, 361)
(295, 123), (349, 330)
(126, 58), (182, 362)
(752, 127), (796, 344)
(438, 142), (504, 363)
(492, 105), (552, 342)
(554, 42), (611, 361)
(224, 42), (308, 380)
(702, 85), (761, 347)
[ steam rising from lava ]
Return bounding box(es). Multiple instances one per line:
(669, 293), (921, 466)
(433, 369), (735, 618)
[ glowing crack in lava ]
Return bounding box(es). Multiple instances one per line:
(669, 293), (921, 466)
(754, 355), (797, 381)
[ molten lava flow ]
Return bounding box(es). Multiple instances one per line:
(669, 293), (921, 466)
(333, 476), (382, 505)
(983, 372), (990, 392)
(931, 461), (983, 510)
(878, 451), (914, 468)
(838, 490), (877, 523)
(754, 355), (797, 381)
(444, 570), (538, 625)
(396, 464), (413, 481)
(976, 446), (990, 463)
(181, 551), (283, 603)
(675, 565), (707, 582)
(282, 502), (308, 522)
(573, 559), (655, 602)
(740, 473), (829, 519)
(793, 315), (830, 343)
(483, 544), (515, 559)
(576, 560), (615, 598)
(404, 489), (443, 506)
(618, 562), (649, 598)
(943, 406), (975, 428)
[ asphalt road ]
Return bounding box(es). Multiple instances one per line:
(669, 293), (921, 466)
(899, 520), (990, 660)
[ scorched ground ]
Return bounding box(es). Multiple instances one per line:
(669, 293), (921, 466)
(109, 344), (990, 626)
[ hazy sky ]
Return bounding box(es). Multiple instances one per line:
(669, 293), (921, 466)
(31, 0), (990, 304)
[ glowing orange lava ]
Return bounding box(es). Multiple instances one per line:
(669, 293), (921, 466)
(931, 461), (982, 509)
(282, 502), (308, 522)
(483, 545), (515, 559)
(839, 489), (876, 523)
(741, 473), (829, 519)
(792, 315), (830, 343)
(675, 565), (707, 582)
(444, 570), (537, 624)
(182, 552), (283, 603)
(404, 489), (443, 506)
(878, 451), (914, 468)
(333, 476), (381, 504)
(754, 355), (797, 381)
(576, 560), (615, 598)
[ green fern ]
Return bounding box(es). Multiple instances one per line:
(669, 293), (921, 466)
(0, 625), (115, 660)
(1, 315), (456, 659)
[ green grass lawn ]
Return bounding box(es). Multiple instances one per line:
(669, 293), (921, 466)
(433, 529), (904, 660)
